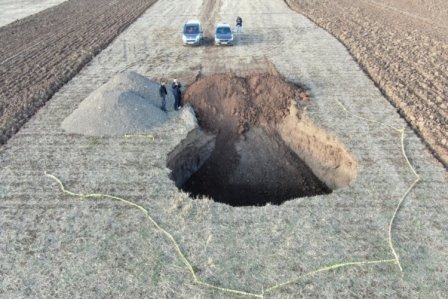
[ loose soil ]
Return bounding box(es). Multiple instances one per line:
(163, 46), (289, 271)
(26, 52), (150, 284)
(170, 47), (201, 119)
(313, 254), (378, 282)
(0, 0), (158, 144)
(184, 73), (308, 136)
(169, 73), (358, 206)
(286, 0), (448, 167)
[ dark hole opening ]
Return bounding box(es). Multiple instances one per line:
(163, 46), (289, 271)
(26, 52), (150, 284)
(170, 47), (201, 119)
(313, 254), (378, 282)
(166, 73), (346, 207)
(186, 130), (330, 206)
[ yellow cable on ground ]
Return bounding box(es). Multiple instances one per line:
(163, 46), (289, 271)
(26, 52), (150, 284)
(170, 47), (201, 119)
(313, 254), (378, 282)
(335, 99), (402, 132)
(336, 98), (421, 273)
(386, 129), (421, 272)
(263, 259), (396, 294)
(45, 99), (421, 297)
(44, 172), (197, 282)
(45, 172), (398, 298)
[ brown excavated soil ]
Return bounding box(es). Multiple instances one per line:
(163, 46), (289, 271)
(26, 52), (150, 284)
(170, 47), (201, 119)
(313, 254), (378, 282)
(185, 73), (309, 136)
(175, 73), (357, 206)
(0, 0), (157, 144)
(286, 0), (448, 168)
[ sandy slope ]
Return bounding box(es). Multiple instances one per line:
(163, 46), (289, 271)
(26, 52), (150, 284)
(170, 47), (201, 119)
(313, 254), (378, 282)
(0, 0), (447, 297)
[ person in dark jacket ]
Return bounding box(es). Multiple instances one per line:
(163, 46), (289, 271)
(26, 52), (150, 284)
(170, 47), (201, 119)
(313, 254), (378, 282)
(172, 78), (183, 110)
(236, 16), (243, 33)
(159, 80), (168, 112)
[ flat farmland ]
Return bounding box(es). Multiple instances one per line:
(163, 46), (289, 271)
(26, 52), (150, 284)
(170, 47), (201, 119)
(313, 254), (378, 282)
(0, 0), (447, 298)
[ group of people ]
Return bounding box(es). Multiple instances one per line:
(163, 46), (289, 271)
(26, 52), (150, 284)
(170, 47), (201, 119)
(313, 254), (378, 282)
(159, 79), (182, 112)
(158, 17), (243, 112)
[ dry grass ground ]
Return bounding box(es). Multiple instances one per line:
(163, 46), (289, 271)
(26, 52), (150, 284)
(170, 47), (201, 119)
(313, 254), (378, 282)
(0, 0), (447, 297)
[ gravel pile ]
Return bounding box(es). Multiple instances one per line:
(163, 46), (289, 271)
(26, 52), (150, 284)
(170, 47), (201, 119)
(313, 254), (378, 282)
(61, 71), (169, 136)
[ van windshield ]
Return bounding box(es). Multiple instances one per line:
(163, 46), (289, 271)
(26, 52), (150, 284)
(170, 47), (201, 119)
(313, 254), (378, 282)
(184, 24), (199, 34)
(216, 27), (231, 34)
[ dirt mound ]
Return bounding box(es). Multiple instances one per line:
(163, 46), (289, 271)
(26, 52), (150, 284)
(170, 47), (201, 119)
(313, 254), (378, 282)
(169, 73), (356, 206)
(184, 73), (309, 135)
(61, 71), (168, 136)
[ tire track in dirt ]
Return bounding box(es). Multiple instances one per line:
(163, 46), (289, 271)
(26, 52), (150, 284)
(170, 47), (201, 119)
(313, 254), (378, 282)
(199, 0), (222, 37)
(198, 0), (286, 76)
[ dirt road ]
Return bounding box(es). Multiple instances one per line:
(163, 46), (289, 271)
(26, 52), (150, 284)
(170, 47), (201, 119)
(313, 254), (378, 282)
(0, 0), (447, 297)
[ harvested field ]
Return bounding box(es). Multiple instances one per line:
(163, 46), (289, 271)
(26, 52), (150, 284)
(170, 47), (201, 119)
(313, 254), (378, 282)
(286, 0), (448, 167)
(0, 0), (447, 298)
(0, 0), (158, 144)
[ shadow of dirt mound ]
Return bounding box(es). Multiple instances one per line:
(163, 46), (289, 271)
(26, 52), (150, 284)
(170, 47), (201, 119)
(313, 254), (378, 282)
(167, 73), (357, 206)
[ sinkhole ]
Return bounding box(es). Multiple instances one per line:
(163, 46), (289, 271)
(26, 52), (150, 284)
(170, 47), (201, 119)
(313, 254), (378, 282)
(167, 73), (358, 207)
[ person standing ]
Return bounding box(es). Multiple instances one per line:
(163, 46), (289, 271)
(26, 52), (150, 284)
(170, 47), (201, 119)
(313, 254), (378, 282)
(159, 80), (168, 112)
(236, 16), (243, 33)
(172, 78), (183, 110)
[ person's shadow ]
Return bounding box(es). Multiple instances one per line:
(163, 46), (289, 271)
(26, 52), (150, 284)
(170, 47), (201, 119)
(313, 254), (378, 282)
(233, 32), (265, 46)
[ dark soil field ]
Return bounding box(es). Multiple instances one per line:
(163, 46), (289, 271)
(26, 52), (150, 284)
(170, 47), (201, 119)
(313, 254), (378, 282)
(0, 0), (157, 144)
(287, 0), (448, 167)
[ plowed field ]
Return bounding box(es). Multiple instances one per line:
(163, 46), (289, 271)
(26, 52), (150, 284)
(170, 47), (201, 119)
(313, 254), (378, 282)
(0, 0), (157, 144)
(287, 0), (448, 167)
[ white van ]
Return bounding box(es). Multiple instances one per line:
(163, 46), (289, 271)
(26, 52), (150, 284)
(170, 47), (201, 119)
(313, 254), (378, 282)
(214, 23), (233, 45)
(182, 20), (204, 46)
